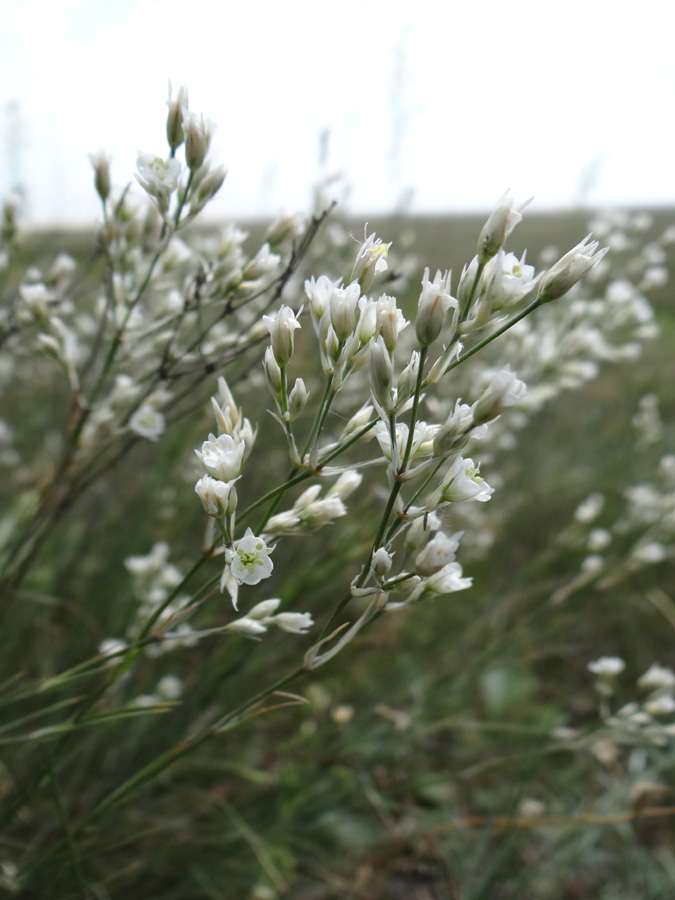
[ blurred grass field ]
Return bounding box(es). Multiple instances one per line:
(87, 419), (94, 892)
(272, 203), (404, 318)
(2, 208), (675, 899)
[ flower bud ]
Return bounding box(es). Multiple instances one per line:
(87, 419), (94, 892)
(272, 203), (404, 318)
(415, 531), (462, 576)
(90, 151), (111, 203)
(182, 109), (211, 173)
(287, 377), (309, 421)
(471, 367), (526, 426)
(396, 351), (420, 408)
(330, 282), (361, 342)
(351, 231), (391, 293)
(537, 235), (609, 303)
(415, 268), (455, 347)
(166, 82), (188, 151)
(195, 474), (237, 517)
(371, 547), (394, 579)
(369, 336), (394, 413)
(477, 191), (530, 264)
(263, 305), (302, 368)
(263, 346), (283, 400)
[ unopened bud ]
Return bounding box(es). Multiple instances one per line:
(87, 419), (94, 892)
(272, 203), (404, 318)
(477, 191), (530, 264)
(287, 377), (309, 421)
(263, 305), (302, 367)
(90, 152), (111, 203)
(415, 268), (455, 347)
(537, 235), (609, 303)
(166, 82), (188, 151)
(369, 336), (394, 413)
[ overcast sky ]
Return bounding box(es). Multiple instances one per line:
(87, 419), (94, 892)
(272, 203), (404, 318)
(2, 0), (674, 223)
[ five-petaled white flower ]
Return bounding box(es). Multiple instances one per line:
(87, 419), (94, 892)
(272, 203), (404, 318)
(227, 528), (274, 586)
(195, 433), (245, 482)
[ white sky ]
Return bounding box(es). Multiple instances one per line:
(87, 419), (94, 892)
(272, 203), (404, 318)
(2, 0), (674, 223)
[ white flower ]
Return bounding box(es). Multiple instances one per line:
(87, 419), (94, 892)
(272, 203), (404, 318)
(439, 456), (494, 503)
(415, 267), (456, 347)
(538, 235), (609, 303)
(263, 305), (302, 367)
(481, 250), (540, 311)
(644, 695), (675, 716)
(330, 281), (361, 342)
(157, 675), (183, 700)
(247, 598), (282, 619)
(351, 231), (391, 292)
(272, 612), (314, 634)
(477, 191), (530, 264)
(227, 528), (274, 585)
(129, 404), (166, 441)
(225, 616), (269, 636)
(638, 664), (675, 692)
(588, 657), (625, 677)
(195, 474), (237, 517)
(574, 493), (605, 523)
(243, 243), (281, 280)
(181, 108), (212, 171)
(471, 367), (527, 426)
(304, 274), (338, 319)
(135, 153), (181, 207)
(195, 433), (245, 482)
(415, 531), (462, 576)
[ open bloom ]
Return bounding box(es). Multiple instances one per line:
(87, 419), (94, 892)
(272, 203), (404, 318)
(195, 433), (245, 482)
(135, 154), (181, 209)
(227, 528), (274, 585)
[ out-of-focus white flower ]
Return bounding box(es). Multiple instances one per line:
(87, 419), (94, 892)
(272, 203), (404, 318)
(182, 108), (212, 172)
(415, 531), (462, 576)
(227, 528), (274, 586)
(588, 657), (625, 677)
(477, 191), (530, 264)
(326, 470), (363, 500)
(433, 401), (477, 457)
(129, 404), (166, 441)
(644, 695), (675, 716)
(265, 210), (305, 245)
(243, 243), (281, 280)
(574, 492), (605, 523)
(630, 541), (668, 565)
(587, 528), (612, 551)
(263, 305), (302, 367)
(157, 674), (183, 700)
(247, 598), (282, 619)
(471, 367), (527, 426)
(638, 664), (675, 692)
(166, 81), (188, 150)
(135, 154), (181, 210)
(537, 235), (609, 303)
(273, 612), (314, 634)
(89, 151), (111, 202)
(225, 616), (268, 636)
(195, 433), (245, 482)
(415, 267), (456, 347)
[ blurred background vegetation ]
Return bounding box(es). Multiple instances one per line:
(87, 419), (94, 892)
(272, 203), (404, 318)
(1, 208), (674, 899)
